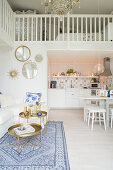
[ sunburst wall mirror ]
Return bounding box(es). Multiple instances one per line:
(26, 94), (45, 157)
(9, 70), (19, 79)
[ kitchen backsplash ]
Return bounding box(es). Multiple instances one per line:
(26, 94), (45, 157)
(48, 77), (113, 89)
(100, 77), (113, 89)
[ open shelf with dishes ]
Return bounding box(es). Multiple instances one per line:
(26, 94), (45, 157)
(48, 76), (99, 78)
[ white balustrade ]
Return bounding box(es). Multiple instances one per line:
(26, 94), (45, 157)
(0, 0), (113, 43)
(0, 0), (14, 42)
(0, 6), (111, 43)
(14, 14), (113, 42)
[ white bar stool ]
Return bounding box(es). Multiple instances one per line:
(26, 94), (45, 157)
(84, 104), (98, 122)
(88, 108), (106, 131)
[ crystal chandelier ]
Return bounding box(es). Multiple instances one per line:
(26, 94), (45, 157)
(42, 0), (80, 15)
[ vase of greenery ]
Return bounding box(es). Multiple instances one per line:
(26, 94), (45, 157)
(36, 99), (41, 111)
(66, 69), (74, 76)
(107, 89), (111, 97)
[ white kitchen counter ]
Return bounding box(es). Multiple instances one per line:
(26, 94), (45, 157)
(82, 96), (113, 100)
(48, 88), (92, 108)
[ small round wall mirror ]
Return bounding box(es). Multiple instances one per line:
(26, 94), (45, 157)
(22, 61), (37, 79)
(15, 46), (31, 62)
(35, 54), (43, 62)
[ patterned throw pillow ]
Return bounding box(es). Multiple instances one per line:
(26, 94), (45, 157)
(26, 92), (41, 105)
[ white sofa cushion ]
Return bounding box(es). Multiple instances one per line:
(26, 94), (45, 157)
(0, 95), (15, 108)
(8, 103), (24, 116)
(0, 108), (13, 124)
(0, 119), (14, 138)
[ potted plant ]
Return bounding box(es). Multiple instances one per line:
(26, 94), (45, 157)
(91, 78), (97, 83)
(66, 69), (74, 76)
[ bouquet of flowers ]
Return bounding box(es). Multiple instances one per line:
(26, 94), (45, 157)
(36, 98), (41, 110)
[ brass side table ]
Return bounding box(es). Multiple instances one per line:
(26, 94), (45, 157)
(8, 123), (42, 155)
(19, 110), (47, 133)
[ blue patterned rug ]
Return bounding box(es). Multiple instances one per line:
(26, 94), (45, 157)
(0, 122), (70, 170)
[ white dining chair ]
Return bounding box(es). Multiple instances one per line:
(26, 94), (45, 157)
(87, 108), (106, 131)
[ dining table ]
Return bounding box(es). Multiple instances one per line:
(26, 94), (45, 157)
(82, 96), (113, 128)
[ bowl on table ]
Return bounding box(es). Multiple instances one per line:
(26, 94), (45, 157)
(37, 112), (42, 116)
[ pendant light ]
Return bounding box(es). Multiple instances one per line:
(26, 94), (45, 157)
(93, 0), (104, 75)
(94, 63), (104, 75)
(94, 52), (104, 75)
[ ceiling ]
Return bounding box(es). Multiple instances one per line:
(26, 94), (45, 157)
(48, 50), (113, 64)
(8, 0), (113, 14)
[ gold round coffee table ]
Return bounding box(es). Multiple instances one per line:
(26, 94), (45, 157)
(19, 110), (47, 133)
(8, 123), (42, 155)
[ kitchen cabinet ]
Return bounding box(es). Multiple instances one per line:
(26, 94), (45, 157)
(79, 89), (90, 107)
(48, 89), (65, 108)
(65, 89), (91, 108)
(65, 89), (80, 108)
(48, 88), (91, 108)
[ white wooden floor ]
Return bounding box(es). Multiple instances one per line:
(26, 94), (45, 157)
(49, 109), (113, 170)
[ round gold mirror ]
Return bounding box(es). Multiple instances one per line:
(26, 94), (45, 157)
(15, 46), (31, 62)
(22, 61), (37, 79)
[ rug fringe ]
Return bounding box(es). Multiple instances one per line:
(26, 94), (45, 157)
(48, 120), (64, 122)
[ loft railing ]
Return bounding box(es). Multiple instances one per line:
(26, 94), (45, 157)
(0, 0), (14, 42)
(15, 14), (113, 42)
(0, 0), (113, 43)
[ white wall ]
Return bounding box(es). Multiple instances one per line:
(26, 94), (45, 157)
(0, 41), (113, 103)
(49, 63), (97, 76)
(0, 43), (48, 102)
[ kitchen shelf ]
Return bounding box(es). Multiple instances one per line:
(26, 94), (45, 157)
(48, 76), (98, 78)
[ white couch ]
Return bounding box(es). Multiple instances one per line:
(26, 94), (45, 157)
(0, 94), (49, 138)
(0, 108), (14, 138)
